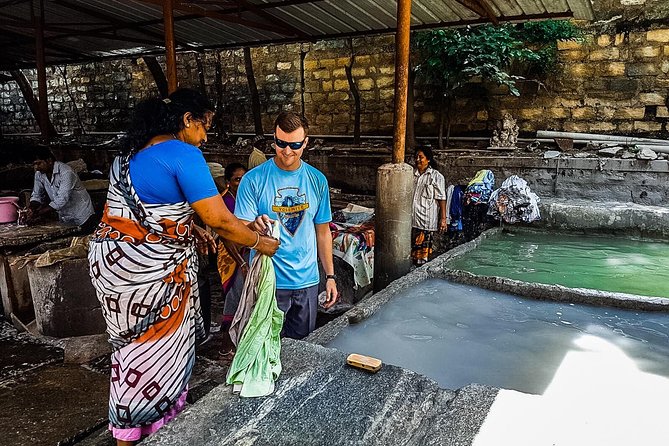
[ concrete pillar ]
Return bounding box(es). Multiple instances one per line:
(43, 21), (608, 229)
(373, 163), (413, 292)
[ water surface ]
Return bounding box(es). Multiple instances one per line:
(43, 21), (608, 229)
(447, 230), (669, 297)
(327, 279), (669, 394)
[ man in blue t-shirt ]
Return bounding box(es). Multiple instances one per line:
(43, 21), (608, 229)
(235, 111), (338, 339)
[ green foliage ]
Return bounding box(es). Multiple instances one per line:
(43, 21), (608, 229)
(414, 20), (582, 97)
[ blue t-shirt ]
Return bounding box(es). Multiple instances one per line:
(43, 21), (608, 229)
(129, 139), (218, 204)
(235, 159), (332, 290)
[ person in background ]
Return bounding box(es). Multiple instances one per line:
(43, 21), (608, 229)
(28, 147), (97, 232)
(88, 88), (279, 446)
(217, 162), (249, 358)
(235, 111), (338, 340)
(411, 146), (447, 265)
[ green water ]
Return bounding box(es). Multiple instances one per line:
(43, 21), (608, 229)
(447, 230), (669, 298)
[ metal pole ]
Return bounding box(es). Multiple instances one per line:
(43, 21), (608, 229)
(163, 0), (178, 94)
(33, 0), (49, 141)
(391, 0), (412, 164)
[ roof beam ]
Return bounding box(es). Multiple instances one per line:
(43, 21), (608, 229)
(217, 0), (327, 14)
(134, 0), (297, 36)
(217, 0), (309, 38)
(0, 0), (29, 8)
(454, 0), (499, 25)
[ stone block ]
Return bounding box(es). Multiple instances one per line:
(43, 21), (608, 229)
(613, 107), (646, 119)
(634, 46), (661, 58)
(560, 50), (586, 61)
(336, 57), (350, 67)
(379, 67), (395, 75)
(647, 29), (669, 43)
(27, 258), (105, 338)
(357, 78), (374, 91)
(332, 68), (347, 78)
(614, 33), (626, 46)
(662, 61), (669, 74)
(617, 122), (634, 132)
(319, 59), (337, 70)
(334, 79), (349, 91)
(0, 254), (33, 321)
(351, 67), (367, 77)
(476, 110), (489, 121)
(589, 122), (616, 132)
(313, 69), (330, 80)
(597, 35), (612, 47)
(376, 76), (394, 88)
(601, 62), (626, 76)
(329, 91), (349, 101)
(322, 81), (333, 92)
(379, 88), (394, 100)
(608, 78), (639, 92)
(304, 60), (318, 70)
(639, 92), (666, 105)
(656, 106), (669, 118)
(558, 40), (583, 50)
(572, 107), (596, 120)
(518, 108), (543, 119)
(277, 62), (292, 70)
(627, 63), (659, 76)
(588, 48), (620, 61)
(567, 63), (593, 77)
(634, 120), (663, 132)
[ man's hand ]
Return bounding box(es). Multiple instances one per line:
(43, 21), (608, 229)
(250, 215), (274, 235)
(438, 217), (448, 232)
(322, 279), (339, 309)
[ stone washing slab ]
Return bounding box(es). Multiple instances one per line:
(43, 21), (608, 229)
(143, 339), (499, 446)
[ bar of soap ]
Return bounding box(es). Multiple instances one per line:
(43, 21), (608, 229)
(346, 353), (382, 373)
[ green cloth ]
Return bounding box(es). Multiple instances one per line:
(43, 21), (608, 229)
(226, 234), (284, 397)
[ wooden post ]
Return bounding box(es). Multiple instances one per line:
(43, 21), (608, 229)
(391, 0), (412, 164)
(33, 0), (51, 141)
(163, 0), (178, 94)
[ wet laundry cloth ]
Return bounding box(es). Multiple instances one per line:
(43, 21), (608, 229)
(226, 221), (283, 397)
(488, 175), (541, 224)
(465, 170), (495, 204)
(330, 204), (375, 289)
(448, 185), (465, 232)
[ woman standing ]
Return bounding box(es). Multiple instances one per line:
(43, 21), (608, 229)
(411, 146), (447, 265)
(89, 89), (278, 445)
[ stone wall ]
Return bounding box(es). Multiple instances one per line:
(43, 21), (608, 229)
(1, 1), (669, 138)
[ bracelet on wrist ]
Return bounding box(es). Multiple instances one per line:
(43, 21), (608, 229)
(326, 274), (336, 281)
(250, 232), (260, 249)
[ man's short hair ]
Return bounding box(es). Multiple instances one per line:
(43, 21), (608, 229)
(31, 146), (55, 162)
(274, 111), (309, 136)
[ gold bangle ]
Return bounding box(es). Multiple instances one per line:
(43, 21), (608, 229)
(250, 232), (260, 249)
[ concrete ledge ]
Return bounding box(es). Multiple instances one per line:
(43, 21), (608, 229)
(143, 339), (498, 446)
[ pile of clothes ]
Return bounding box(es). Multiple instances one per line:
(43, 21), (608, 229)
(464, 169), (495, 205)
(487, 175), (541, 224)
(330, 204), (374, 289)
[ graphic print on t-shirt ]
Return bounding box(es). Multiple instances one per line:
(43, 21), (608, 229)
(272, 187), (309, 236)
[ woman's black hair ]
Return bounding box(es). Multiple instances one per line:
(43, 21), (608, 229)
(416, 146), (438, 169)
(224, 162), (247, 181)
(121, 88), (214, 156)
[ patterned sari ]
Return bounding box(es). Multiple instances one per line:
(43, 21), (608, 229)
(88, 155), (205, 441)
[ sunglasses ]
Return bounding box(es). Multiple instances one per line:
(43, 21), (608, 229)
(274, 136), (306, 150)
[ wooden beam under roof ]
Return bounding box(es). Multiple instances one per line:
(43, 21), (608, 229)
(454, 0), (499, 25)
(217, 0), (327, 14)
(215, 0), (309, 38)
(134, 0), (298, 36)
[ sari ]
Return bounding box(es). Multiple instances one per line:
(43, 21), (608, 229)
(88, 155), (205, 441)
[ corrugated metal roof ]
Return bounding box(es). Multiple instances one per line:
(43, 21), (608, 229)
(0, 0), (594, 69)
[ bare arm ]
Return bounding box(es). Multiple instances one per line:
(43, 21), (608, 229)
(438, 199), (447, 232)
(191, 195), (278, 256)
(316, 222), (338, 309)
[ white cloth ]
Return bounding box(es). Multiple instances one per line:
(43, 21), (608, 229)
(31, 161), (94, 225)
(412, 167), (446, 231)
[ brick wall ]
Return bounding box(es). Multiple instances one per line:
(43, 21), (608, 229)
(1, 2), (668, 138)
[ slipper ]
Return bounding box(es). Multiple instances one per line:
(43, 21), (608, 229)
(218, 349), (236, 361)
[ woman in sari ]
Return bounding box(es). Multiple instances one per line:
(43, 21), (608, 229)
(88, 88), (279, 446)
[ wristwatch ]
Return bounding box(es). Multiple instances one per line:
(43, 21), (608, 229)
(326, 274), (337, 281)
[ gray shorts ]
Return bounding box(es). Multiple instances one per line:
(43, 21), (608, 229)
(275, 285), (319, 340)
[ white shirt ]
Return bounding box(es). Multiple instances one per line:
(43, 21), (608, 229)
(30, 161), (95, 226)
(412, 166), (446, 231)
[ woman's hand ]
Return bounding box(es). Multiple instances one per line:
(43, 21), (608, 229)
(192, 224), (217, 255)
(438, 217), (448, 232)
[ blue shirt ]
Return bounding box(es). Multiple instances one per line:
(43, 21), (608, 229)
(235, 159), (332, 290)
(129, 140), (218, 204)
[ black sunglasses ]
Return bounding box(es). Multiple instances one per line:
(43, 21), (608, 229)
(274, 136), (306, 150)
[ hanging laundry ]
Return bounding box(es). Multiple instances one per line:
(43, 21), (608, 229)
(487, 175), (541, 224)
(226, 221), (283, 397)
(448, 185), (465, 232)
(464, 169), (495, 204)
